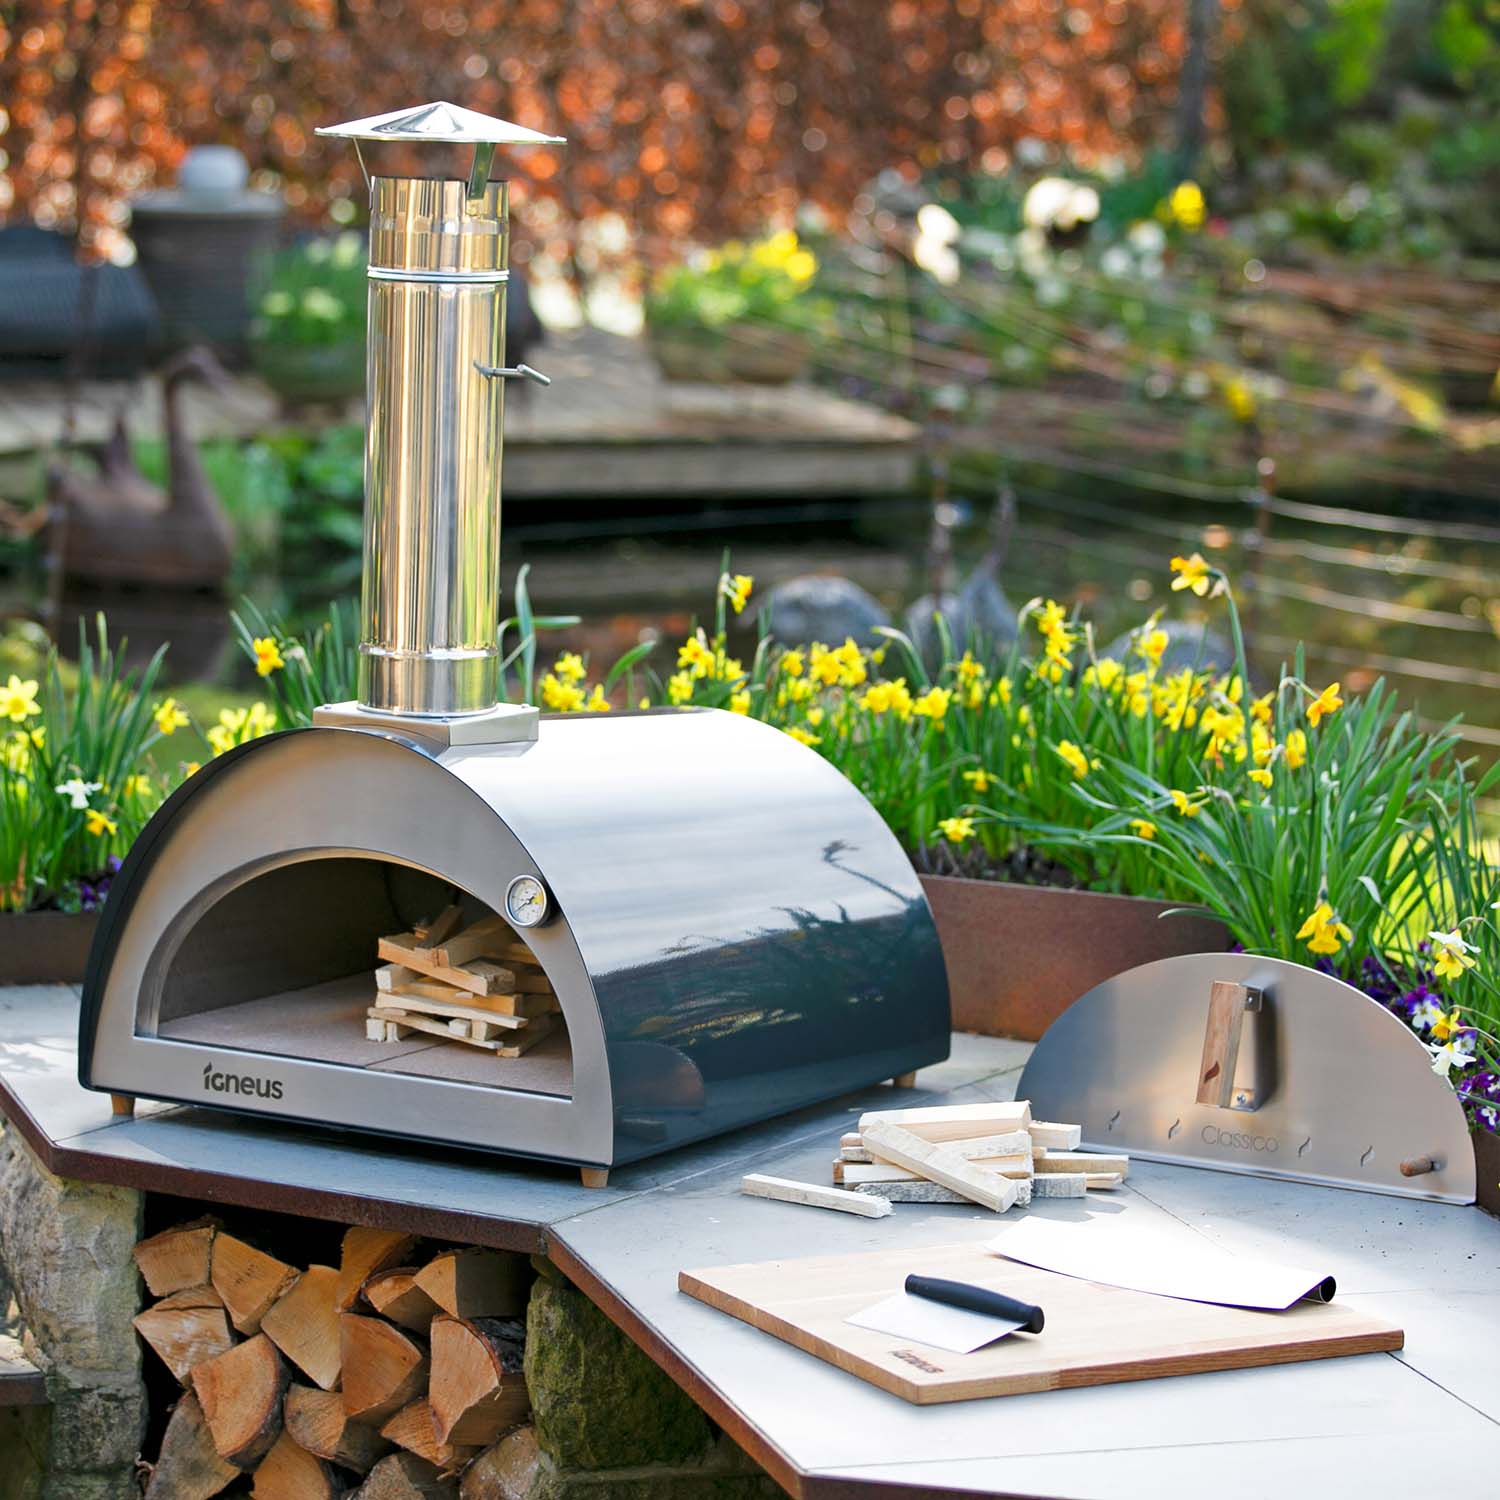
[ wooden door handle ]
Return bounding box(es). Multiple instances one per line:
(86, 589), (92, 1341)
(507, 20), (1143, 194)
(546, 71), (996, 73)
(1196, 980), (1262, 1109)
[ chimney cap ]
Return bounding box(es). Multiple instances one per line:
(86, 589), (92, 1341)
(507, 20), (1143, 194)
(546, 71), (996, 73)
(315, 100), (565, 147)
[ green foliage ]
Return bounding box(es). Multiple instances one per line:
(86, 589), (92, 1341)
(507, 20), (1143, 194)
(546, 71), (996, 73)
(0, 622), (171, 913)
(645, 230), (822, 333)
(249, 233), (368, 348)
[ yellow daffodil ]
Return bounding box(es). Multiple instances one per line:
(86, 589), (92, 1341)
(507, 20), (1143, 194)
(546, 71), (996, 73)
(832, 637), (866, 688)
(554, 651), (586, 684)
(1129, 818), (1157, 840)
(781, 649), (805, 678)
(808, 642), (842, 686)
(785, 725), (821, 746)
(721, 572), (754, 614)
(1284, 728), (1308, 770)
(1036, 599), (1068, 638)
(1169, 553), (1215, 597)
(1248, 767), (1273, 788)
(962, 768), (996, 794)
(1168, 180), (1206, 230)
(182, 761), (201, 777)
(1431, 1005), (1466, 1041)
(678, 636), (715, 678)
(252, 637), (285, 677)
(121, 774), (152, 799)
(1054, 739), (1090, 779)
(912, 686), (952, 723)
(1092, 657), (1123, 691)
(1296, 902), (1352, 957)
(728, 690), (751, 715)
(938, 815), (975, 844)
(955, 651), (984, 685)
(994, 675), (1013, 706)
(785, 248), (816, 284)
(84, 808), (117, 838)
(1429, 931), (1477, 982)
(584, 684), (611, 712)
(1136, 628), (1169, 666)
(806, 705), (824, 727)
(1223, 377), (1257, 424)
(1170, 788), (1202, 817)
(154, 698), (189, 735)
(540, 673), (586, 712)
(668, 671), (695, 705)
(1250, 691), (1274, 725)
(0, 675), (40, 722)
(1306, 682), (1343, 727)
(784, 675), (815, 704)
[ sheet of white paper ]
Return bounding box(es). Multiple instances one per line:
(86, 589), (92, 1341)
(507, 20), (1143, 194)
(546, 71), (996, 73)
(988, 1214), (1336, 1310)
(845, 1290), (1026, 1354)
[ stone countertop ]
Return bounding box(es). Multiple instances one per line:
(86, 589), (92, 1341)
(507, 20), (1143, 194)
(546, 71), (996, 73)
(2, 983), (1496, 1499)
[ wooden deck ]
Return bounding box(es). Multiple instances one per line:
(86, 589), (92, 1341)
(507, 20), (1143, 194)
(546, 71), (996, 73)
(0, 327), (920, 501)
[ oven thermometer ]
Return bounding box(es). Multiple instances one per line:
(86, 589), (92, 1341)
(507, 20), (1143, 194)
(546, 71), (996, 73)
(505, 875), (550, 928)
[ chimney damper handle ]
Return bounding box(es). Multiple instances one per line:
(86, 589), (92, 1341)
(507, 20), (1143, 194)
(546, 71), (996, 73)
(475, 361), (553, 387)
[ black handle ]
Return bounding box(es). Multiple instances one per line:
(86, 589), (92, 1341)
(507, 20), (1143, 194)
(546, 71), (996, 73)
(905, 1275), (1045, 1334)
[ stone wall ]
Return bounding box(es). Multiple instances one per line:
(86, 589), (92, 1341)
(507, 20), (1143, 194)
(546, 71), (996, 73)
(0, 1127), (145, 1500)
(462, 1264), (785, 1500)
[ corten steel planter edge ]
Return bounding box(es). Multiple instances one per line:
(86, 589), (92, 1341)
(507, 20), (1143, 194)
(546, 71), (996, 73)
(919, 874), (1229, 1042)
(1474, 1125), (1500, 1217)
(0, 910), (100, 985)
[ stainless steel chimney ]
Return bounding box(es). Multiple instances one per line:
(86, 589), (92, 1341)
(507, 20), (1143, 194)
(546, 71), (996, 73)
(312, 102), (564, 745)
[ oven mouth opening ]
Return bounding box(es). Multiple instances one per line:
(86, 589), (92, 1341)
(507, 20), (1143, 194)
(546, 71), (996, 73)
(150, 854), (572, 1099)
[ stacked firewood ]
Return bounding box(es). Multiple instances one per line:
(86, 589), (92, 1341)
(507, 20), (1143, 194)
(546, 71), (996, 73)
(742, 1100), (1128, 1217)
(133, 1220), (531, 1499)
(366, 908), (559, 1059)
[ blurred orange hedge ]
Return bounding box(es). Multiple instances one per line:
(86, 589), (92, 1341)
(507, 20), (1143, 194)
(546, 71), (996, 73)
(1, 0), (1187, 261)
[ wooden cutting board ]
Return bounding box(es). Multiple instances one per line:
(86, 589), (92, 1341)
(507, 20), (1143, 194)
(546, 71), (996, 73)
(679, 1239), (1403, 1405)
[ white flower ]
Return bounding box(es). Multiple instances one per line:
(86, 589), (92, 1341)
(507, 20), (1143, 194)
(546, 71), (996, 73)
(55, 777), (101, 809)
(1099, 245), (1132, 279)
(1128, 220), (1167, 255)
(913, 203), (962, 285)
(1429, 928), (1474, 954)
(1428, 1040), (1470, 1079)
(1022, 177), (1099, 232)
(1015, 226), (1050, 277)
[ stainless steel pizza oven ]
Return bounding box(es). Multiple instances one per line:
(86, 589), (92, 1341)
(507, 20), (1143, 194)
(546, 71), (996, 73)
(79, 104), (950, 1183)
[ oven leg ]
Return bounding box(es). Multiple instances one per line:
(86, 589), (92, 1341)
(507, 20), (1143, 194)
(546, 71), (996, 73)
(579, 1167), (609, 1190)
(890, 1072), (917, 1089)
(110, 1094), (136, 1118)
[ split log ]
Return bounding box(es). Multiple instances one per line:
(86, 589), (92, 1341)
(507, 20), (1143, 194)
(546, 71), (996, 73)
(285, 1384), (390, 1473)
(192, 1333), (290, 1470)
(380, 1399), (479, 1472)
(431, 917), (530, 969)
(210, 1235), (299, 1335)
(428, 1316), (529, 1447)
(353, 1452), (457, 1500)
(144, 1391), (239, 1500)
(1033, 1151), (1129, 1177)
(364, 1268), (442, 1335)
(135, 1219), (219, 1298)
(134, 1286), (235, 1385)
(261, 1263), (342, 1390)
(337, 1228), (419, 1311)
(459, 1428), (540, 1500)
(413, 904), (464, 947)
(340, 1314), (429, 1425)
(861, 1120), (1020, 1213)
(413, 1251), (528, 1321)
(858, 1101), (1032, 1142)
(251, 1430), (349, 1500)
(740, 1174), (891, 1218)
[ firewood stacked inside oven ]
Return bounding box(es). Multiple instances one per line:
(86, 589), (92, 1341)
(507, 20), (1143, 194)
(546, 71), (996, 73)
(133, 1220), (530, 1498)
(366, 909), (560, 1059)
